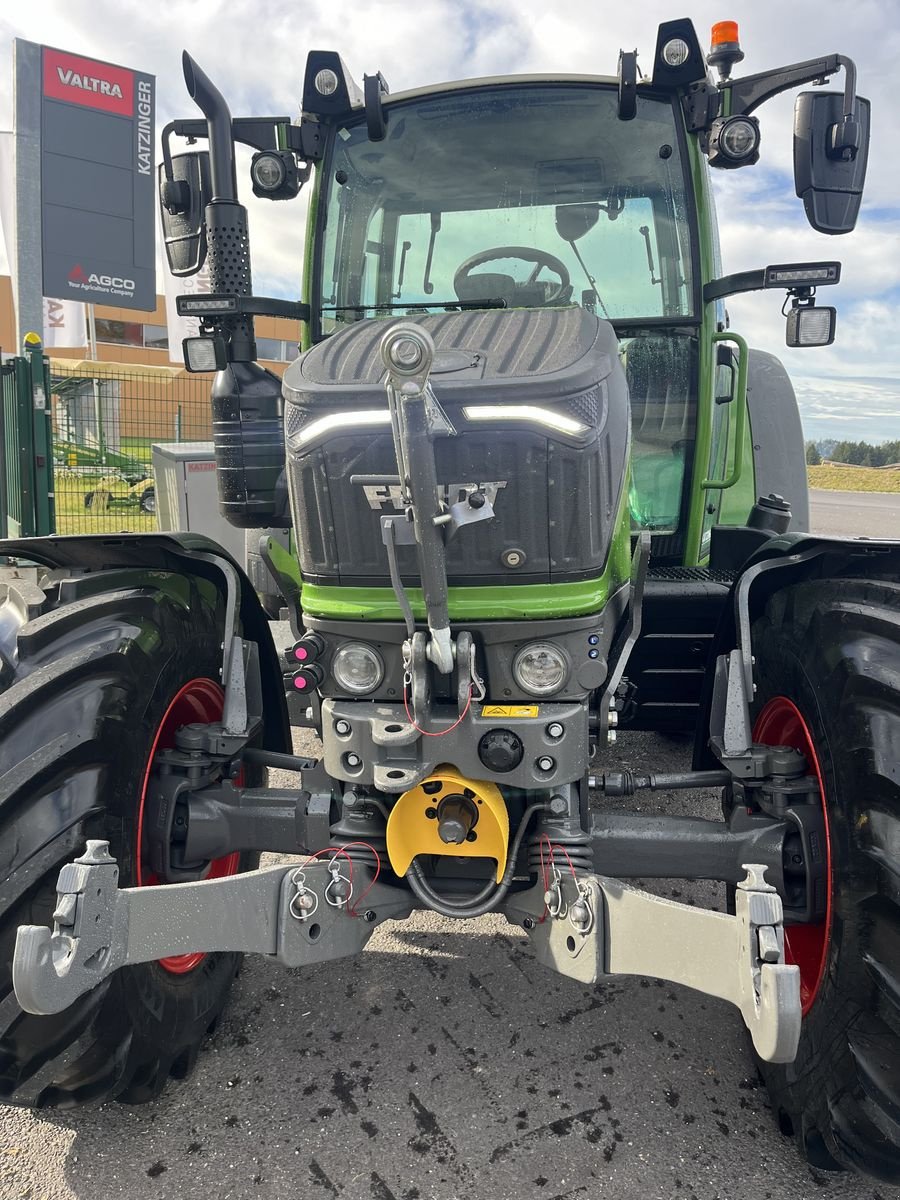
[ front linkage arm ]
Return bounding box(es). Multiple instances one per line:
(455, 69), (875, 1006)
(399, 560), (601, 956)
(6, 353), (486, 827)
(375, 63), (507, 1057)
(13, 841), (411, 1018)
(14, 840), (800, 1063)
(506, 863), (800, 1063)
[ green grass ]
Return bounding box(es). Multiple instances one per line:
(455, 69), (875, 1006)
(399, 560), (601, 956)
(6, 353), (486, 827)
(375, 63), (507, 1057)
(808, 465), (900, 494)
(119, 436), (155, 463)
(54, 472), (156, 535)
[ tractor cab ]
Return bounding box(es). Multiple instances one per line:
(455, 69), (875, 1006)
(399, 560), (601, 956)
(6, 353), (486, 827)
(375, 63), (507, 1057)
(311, 78), (697, 544)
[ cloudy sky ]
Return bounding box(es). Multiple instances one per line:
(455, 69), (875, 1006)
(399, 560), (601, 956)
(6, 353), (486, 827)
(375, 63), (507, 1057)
(1, 0), (898, 443)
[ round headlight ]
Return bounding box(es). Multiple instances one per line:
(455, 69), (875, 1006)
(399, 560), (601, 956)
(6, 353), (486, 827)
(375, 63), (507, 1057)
(332, 643), (384, 694)
(512, 643), (568, 696)
(720, 117), (759, 160)
(251, 152), (287, 192)
(662, 37), (691, 67)
(314, 68), (340, 97)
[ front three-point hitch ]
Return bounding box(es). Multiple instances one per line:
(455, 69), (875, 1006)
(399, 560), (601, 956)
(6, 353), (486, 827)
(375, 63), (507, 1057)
(12, 733), (821, 1064)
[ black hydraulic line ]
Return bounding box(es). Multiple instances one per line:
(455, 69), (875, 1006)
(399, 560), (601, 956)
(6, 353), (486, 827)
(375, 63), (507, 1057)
(406, 802), (547, 918)
(383, 519), (416, 640)
(242, 748), (318, 772)
(592, 769), (731, 796)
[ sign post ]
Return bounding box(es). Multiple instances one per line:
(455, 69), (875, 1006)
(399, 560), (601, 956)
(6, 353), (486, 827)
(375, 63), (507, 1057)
(11, 41), (44, 346)
(38, 44), (156, 311)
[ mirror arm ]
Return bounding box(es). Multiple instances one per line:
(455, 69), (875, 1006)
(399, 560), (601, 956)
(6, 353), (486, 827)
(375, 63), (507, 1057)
(723, 53), (857, 120)
(165, 116), (324, 166)
(160, 122), (176, 183)
(703, 269), (766, 305)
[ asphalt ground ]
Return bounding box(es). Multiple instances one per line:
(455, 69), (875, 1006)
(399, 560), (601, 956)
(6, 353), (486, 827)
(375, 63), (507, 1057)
(809, 488), (900, 538)
(1, 491), (898, 1200)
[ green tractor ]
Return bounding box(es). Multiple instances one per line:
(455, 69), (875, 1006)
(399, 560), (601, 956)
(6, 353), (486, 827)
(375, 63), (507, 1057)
(2, 17), (897, 1181)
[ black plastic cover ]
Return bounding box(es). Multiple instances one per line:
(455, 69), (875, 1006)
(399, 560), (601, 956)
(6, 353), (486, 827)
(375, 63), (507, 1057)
(283, 308), (629, 588)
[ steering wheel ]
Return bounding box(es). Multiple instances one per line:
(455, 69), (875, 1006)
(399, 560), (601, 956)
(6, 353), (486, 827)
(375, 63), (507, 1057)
(453, 246), (571, 305)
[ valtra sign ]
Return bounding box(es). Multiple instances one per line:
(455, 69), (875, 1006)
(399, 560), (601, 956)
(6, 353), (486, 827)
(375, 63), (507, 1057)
(43, 49), (134, 115)
(30, 41), (156, 311)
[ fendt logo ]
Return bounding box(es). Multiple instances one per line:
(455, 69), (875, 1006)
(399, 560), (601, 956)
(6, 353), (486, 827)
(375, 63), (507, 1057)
(43, 48), (134, 116)
(67, 264), (136, 298)
(361, 481), (508, 511)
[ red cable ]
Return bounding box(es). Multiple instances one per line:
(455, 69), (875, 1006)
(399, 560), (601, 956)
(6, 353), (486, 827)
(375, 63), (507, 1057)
(537, 833), (553, 924)
(403, 681), (474, 737)
(332, 840), (382, 916)
(550, 843), (580, 884)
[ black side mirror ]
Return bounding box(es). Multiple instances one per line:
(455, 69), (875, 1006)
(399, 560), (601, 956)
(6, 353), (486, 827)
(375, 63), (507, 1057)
(555, 203), (601, 243)
(793, 91), (870, 234)
(158, 151), (211, 276)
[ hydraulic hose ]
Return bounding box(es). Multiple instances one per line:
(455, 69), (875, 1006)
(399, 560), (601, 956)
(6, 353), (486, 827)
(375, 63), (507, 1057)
(405, 802), (548, 919)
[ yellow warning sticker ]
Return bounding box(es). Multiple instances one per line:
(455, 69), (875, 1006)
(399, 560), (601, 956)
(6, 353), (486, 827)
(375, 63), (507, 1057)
(481, 705), (539, 718)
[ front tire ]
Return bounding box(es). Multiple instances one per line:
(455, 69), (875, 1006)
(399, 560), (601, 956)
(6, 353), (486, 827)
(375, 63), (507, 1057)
(0, 568), (256, 1108)
(750, 577), (900, 1181)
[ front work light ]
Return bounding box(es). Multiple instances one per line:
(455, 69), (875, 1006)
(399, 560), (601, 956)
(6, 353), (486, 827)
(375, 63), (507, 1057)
(176, 294), (239, 315)
(786, 304), (836, 348)
(183, 336), (227, 373)
(512, 643), (569, 696)
(250, 151), (300, 201)
(765, 263), (841, 288)
(662, 38), (691, 67)
(332, 643), (384, 694)
(314, 68), (340, 96)
(708, 115), (761, 169)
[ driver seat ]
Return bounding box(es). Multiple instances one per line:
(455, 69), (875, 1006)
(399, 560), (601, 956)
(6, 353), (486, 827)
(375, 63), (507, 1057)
(454, 271), (573, 309)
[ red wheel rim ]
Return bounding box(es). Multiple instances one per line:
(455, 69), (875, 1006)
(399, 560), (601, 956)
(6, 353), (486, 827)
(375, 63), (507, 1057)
(753, 695), (832, 1015)
(136, 678), (241, 975)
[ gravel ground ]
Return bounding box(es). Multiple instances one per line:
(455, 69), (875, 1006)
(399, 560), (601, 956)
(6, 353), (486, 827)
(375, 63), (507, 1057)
(2, 720), (898, 1200)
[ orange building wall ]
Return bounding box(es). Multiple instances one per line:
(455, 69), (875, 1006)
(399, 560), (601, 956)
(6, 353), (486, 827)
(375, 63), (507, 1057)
(1, 276), (302, 445)
(0, 275), (301, 373)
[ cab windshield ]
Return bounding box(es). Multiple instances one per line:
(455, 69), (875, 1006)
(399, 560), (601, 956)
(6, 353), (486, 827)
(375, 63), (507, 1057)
(316, 83), (696, 332)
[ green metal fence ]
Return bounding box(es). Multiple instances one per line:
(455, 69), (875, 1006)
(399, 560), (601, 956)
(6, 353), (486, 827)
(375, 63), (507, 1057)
(49, 359), (215, 534)
(1, 338), (55, 537)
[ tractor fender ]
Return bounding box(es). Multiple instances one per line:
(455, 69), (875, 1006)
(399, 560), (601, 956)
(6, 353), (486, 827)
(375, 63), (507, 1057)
(0, 533), (291, 754)
(693, 531), (900, 768)
(746, 350), (810, 533)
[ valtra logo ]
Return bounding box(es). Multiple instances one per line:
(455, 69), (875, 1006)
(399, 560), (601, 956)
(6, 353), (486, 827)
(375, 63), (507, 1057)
(67, 264), (136, 299)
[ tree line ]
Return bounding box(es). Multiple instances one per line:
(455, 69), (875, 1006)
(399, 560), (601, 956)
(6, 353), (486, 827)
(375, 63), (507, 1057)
(805, 440), (900, 467)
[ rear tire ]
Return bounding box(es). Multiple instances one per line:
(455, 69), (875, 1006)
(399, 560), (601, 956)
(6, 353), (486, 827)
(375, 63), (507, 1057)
(0, 568), (257, 1108)
(750, 577), (900, 1181)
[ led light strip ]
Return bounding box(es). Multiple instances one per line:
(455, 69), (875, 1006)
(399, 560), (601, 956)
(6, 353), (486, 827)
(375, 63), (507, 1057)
(295, 410), (392, 445)
(462, 405), (588, 436)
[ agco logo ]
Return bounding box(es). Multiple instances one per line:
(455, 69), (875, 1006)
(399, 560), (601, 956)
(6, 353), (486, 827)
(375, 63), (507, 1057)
(361, 481), (508, 511)
(68, 265), (136, 293)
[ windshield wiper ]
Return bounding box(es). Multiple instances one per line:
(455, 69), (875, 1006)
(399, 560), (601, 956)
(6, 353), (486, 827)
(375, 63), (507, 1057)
(322, 299), (507, 312)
